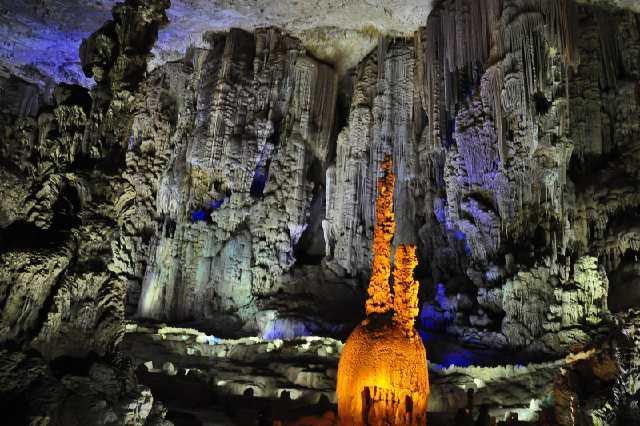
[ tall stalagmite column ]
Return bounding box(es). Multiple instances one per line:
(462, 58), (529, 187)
(337, 156), (429, 426)
(366, 156), (396, 315)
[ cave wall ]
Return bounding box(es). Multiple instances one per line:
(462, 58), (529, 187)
(413, 0), (640, 356)
(122, 27), (362, 339)
(1, 0), (639, 354)
(0, 1), (175, 423)
(116, 0), (640, 357)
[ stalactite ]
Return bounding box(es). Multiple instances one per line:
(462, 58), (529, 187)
(422, 0), (502, 118)
(482, 65), (506, 164)
(377, 35), (387, 82)
(292, 57), (337, 164)
(542, 0), (579, 67)
(465, 0), (578, 173)
(501, 4), (542, 122)
(595, 13), (622, 89)
(418, 21), (446, 150)
(440, 0), (498, 75)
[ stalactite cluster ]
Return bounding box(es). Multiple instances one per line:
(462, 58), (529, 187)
(413, 0), (638, 365)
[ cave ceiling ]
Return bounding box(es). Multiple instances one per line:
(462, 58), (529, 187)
(0, 0), (435, 86)
(2, 0), (638, 88)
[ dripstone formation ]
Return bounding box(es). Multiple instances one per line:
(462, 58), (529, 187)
(128, 28), (353, 339)
(1, 0), (640, 424)
(337, 157), (428, 426)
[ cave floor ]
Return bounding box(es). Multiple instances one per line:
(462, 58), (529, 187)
(121, 323), (588, 424)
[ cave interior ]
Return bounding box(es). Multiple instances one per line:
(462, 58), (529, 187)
(1, 0), (640, 425)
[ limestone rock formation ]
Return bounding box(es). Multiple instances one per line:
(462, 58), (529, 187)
(127, 27), (360, 338)
(0, 0), (173, 423)
(325, 39), (417, 279)
(500, 256), (609, 353)
(5, 0), (633, 361)
(412, 0), (637, 358)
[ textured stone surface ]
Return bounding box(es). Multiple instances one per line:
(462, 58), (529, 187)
(4, 0), (636, 356)
(123, 27), (361, 338)
(412, 0), (638, 359)
(123, 324), (619, 422)
(499, 256), (608, 353)
(0, 0), (173, 423)
(0, 348), (172, 425)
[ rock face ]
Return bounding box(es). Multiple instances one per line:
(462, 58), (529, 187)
(125, 27), (361, 338)
(0, 348), (172, 426)
(412, 0), (638, 358)
(325, 40), (417, 277)
(499, 256), (608, 353)
(0, 0), (173, 423)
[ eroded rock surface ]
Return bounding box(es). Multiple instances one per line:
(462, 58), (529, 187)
(123, 324), (633, 423)
(0, 0), (173, 423)
(123, 28), (362, 339)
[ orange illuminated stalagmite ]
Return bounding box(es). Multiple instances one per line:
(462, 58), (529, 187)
(393, 245), (420, 336)
(365, 157), (395, 316)
(337, 155), (429, 426)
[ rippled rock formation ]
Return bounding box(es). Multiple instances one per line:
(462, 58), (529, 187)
(123, 27), (358, 339)
(123, 323), (639, 424)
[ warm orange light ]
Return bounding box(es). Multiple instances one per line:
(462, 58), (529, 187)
(365, 156), (396, 316)
(336, 319), (429, 425)
(337, 155), (429, 425)
(393, 245), (420, 337)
